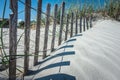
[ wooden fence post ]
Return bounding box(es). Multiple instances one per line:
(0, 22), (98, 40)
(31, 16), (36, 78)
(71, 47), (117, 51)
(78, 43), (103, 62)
(43, 3), (51, 59)
(70, 12), (74, 37)
(58, 2), (65, 45)
(65, 14), (69, 41)
(24, 0), (31, 75)
(83, 16), (86, 31)
(75, 13), (78, 35)
(90, 15), (92, 28)
(86, 16), (89, 30)
(79, 16), (82, 33)
(9, 0), (18, 79)
(51, 4), (58, 52)
(34, 0), (42, 66)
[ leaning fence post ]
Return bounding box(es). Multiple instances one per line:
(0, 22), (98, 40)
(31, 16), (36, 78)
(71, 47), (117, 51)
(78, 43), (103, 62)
(79, 16), (82, 33)
(24, 0), (31, 75)
(43, 3), (51, 59)
(34, 0), (42, 66)
(70, 12), (74, 37)
(58, 2), (65, 45)
(75, 13), (78, 35)
(9, 0), (18, 79)
(51, 4), (58, 52)
(65, 14), (69, 41)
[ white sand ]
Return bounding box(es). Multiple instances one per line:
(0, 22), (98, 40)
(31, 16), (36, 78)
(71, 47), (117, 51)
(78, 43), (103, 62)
(24, 20), (120, 80)
(0, 19), (120, 80)
(0, 23), (70, 79)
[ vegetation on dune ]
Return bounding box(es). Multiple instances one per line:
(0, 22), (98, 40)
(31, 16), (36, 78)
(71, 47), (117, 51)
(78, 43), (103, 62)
(107, 0), (120, 20)
(65, 0), (120, 21)
(18, 0), (120, 29)
(18, 21), (24, 28)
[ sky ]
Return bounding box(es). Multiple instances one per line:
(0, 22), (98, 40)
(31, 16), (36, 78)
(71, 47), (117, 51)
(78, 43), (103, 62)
(0, 0), (63, 21)
(0, 0), (105, 21)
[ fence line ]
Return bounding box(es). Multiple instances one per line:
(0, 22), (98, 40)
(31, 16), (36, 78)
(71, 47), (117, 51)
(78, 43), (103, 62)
(8, 0), (93, 79)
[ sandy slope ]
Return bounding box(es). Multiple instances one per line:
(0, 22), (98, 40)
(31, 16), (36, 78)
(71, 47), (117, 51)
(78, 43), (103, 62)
(24, 20), (120, 80)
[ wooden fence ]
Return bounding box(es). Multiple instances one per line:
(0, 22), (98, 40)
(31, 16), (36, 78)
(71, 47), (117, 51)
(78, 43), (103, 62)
(9, 0), (93, 79)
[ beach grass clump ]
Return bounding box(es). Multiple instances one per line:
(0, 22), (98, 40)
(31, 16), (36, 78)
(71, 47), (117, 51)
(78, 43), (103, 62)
(108, 0), (120, 20)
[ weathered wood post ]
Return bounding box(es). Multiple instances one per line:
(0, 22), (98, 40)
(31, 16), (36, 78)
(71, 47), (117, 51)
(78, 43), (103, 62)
(79, 16), (82, 33)
(90, 15), (92, 28)
(75, 13), (78, 35)
(43, 3), (51, 59)
(65, 14), (69, 41)
(83, 16), (86, 31)
(58, 2), (65, 45)
(9, 0), (18, 79)
(51, 4), (58, 52)
(34, 0), (42, 66)
(86, 16), (89, 30)
(70, 12), (74, 37)
(24, 0), (31, 75)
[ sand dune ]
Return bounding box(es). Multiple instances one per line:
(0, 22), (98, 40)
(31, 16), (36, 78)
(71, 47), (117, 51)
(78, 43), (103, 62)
(24, 20), (120, 80)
